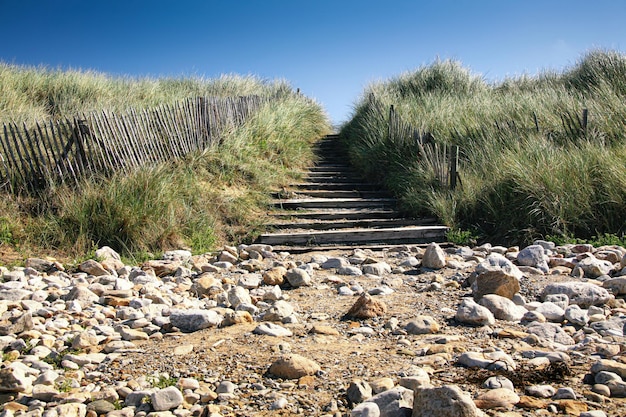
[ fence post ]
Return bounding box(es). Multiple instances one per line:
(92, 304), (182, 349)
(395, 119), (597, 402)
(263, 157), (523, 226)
(449, 145), (459, 190)
(582, 108), (588, 135)
(388, 105), (395, 140)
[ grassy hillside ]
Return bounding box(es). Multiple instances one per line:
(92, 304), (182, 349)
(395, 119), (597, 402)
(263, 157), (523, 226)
(0, 64), (331, 263)
(341, 50), (626, 244)
(0, 62), (291, 124)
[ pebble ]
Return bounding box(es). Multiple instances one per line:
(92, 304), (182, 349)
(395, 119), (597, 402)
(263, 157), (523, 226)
(1, 241), (626, 416)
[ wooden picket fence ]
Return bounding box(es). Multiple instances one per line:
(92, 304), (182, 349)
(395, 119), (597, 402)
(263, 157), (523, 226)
(387, 103), (461, 190)
(0, 95), (268, 193)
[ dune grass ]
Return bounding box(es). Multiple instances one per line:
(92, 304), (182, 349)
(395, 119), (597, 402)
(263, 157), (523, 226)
(0, 65), (330, 262)
(341, 50), (626, 245)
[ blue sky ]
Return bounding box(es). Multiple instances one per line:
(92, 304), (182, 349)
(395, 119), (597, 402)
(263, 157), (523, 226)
(1, 1), (625, 126)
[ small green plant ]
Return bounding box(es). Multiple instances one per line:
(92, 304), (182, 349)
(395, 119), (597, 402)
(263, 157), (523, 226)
(56, 379), (73, 393)
(112, 399), (123, 410)
(588, 233), (626, 248)
(546, 233), (626, 248)
(446, 228), (477, 246)
(148, 374), (178, 389)
(0, 217), (13, 244)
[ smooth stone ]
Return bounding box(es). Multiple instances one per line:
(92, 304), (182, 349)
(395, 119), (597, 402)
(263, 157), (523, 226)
(0, 367), (31, 392)
(553, 387), (576, 399)
(169, 309), (223, 332)
(399, 370), (431, 390)
(564, 304), (589, 326)
(253, 323), (293, 337)
(474, 388), (520, 409)
(533, 302), (565, 322)
(215, 380), (237, 394)
(594, 371), (622, 384)
(483, 376), (514, 390)
(517, 245), (549, 273)
(421, 243), (447, 269)
(412, 384), (479, 417)
(479, 294), (526, 321)
(285, 268), (312, 287)
(606, 379), (626, 397)
(457, 351), (516, 371)
(338, 266), (364, 276)
(541, 282), (611, 308)
(268, 354), (321, 379)
(365, 386), (413, 417)
(227, 286), (251, 308)
(321, 257), (348, 269)
(362, 262), (392, 276)
(263, 267), (287, 286)
(347, 379), (373, 405)
(455, 298), (495, 326)
(603, 277), (626, 295)
(263, 300), (295, 321)
(576, 255), (614, 278)
(151, 386), (183, 411)
(351, 402), (381, 417)
(404, 315), (440, 334)
(525, 384), (556, 398)
(524, 322), (575, 345)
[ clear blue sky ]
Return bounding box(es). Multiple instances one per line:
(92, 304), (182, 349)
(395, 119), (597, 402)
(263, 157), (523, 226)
(1, 0), (625, 126)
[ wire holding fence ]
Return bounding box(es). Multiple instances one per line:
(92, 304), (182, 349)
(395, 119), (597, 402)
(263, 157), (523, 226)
(0, 95), (269, 193)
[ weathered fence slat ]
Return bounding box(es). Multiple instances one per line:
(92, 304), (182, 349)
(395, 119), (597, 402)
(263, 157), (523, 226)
(0, 94), (270, 192)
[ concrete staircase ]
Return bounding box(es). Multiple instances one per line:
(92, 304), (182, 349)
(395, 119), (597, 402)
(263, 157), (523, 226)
(256, 134), (448, 250)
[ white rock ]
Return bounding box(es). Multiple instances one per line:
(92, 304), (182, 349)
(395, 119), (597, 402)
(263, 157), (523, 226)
(151, 386), (184, 411)
(541, 282), (611, 308)
(478, 294), (526, 321)
(564, 304), (589, 326)
(362, 262), (392, 276)
(455, 298), (495, 326)
(253, 323), (293, 337)
(227, 286), (251, 308)
(457, 350), (516, 371)
(286, 268), (311, 287)
(534, 302), (565, 322)
(422, 243), (447, 269)
(517, 244), (549, 273)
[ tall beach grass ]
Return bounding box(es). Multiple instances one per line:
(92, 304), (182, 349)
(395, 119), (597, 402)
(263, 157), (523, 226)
(341, 50), (626, 244)
(0, 65), (331, 261)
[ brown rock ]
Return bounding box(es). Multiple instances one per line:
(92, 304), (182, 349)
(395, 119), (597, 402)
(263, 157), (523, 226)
(79, 259), (109, 276)
(222, 311), (253, 326)
(310, 324), (340, 335)
(474, 388), (520, 409)
(556, 400), (587, 414)
(0, 313), (33, 336)
(412, 384), (479, 417)
(345, 293), (387, 319)
(298, 375), (316, 388)
(263, 267), (287, 286)
(473, 269), (520, 300)
(191, 274), (222, 298)
(516, 396), (548, 409)
(142, 260), (181, 277)
(268, 354), (321, 379)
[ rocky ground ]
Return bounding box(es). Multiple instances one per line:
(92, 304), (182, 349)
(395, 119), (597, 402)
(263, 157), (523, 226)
(1, 241), (625, 417)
